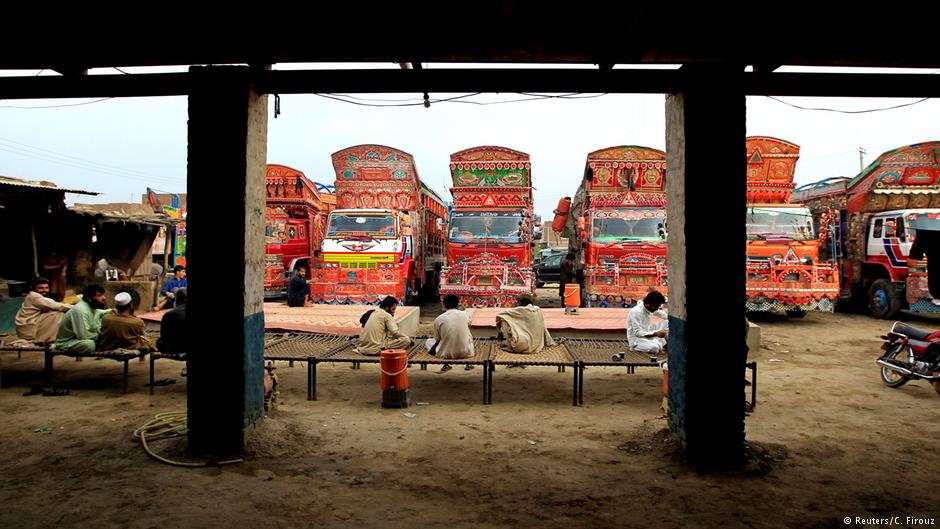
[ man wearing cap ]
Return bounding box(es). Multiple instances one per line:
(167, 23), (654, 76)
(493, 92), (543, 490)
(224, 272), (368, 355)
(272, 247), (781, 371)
(98, 292), (153, 351)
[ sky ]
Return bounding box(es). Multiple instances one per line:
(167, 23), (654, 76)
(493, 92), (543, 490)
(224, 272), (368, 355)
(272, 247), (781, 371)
(1, 64), (938, 221)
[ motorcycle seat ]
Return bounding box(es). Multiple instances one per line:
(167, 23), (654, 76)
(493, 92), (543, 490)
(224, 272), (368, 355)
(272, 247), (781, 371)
(890, 321), (936, 342)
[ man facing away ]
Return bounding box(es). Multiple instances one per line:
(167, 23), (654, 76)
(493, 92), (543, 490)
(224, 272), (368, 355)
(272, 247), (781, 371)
(627, 290), (668, 353)
(433, 294), (475, 372)
(286, 266), (310, 307)
(154, 265), (187, 311)
(354, 295), (413, 356)
(53, 284), (111, 354)
(495, 295), (555, 354)
(14, 277), (74, 345)
(157, 288), (187, 355)
(99, 292), (153, 351)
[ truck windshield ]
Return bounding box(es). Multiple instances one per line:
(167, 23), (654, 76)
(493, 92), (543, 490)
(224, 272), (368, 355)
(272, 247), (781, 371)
(746, 207), (814, 240)
(326, 214), (397, 238)
(449, 211), (526, 242)
(591, 208), (665, 241)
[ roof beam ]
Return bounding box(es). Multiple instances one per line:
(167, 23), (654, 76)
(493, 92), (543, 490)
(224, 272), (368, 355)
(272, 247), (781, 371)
(1, 69), (939, 100)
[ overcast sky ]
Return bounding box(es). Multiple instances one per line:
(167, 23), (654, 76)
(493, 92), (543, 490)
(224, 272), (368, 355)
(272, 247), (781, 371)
(1, 65), (937, 220)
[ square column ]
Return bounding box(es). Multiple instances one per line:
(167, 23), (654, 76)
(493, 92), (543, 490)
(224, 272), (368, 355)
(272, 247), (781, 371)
(665, 66), (747, 466)
(186, 66), (268, 454)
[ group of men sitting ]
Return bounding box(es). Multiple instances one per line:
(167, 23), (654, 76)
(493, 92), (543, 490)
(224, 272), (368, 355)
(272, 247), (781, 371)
(352, 292), (558, 371)
(12, 277), (187, 355)
(350, 289), (670, 367)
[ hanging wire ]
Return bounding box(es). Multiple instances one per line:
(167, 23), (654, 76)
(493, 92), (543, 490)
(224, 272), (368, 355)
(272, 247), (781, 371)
(765, 95), (931, 114)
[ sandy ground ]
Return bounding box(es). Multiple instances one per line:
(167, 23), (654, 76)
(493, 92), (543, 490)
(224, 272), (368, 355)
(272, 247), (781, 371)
(1, 288), (939, 529)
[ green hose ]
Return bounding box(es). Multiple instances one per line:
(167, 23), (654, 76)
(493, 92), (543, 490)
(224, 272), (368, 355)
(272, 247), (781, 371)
(132, 411), (243, 467)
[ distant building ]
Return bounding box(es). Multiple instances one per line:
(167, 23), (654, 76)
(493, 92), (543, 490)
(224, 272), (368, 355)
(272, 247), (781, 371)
(541, 221), (568, 250)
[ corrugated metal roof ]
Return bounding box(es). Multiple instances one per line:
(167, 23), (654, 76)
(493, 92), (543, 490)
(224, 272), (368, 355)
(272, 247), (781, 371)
(70, 202), (181, 226)
(0, 175), (98, 195)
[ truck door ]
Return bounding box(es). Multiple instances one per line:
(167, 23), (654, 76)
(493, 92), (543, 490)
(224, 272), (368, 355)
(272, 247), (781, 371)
(867, 217), (886, 259)
(894, 215), (911, 259)
(868, 215), (908, 271)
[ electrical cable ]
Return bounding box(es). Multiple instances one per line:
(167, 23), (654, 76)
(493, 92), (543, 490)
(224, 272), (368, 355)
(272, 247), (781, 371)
(765, 95), (931, 114)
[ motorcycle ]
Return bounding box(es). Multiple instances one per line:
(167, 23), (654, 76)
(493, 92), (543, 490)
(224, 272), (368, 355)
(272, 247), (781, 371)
(877, 321), (940, 395)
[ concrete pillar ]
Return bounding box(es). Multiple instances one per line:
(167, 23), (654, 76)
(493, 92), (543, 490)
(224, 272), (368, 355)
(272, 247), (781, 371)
(665, 66), (747, 466)
(186, 66), (267, 454)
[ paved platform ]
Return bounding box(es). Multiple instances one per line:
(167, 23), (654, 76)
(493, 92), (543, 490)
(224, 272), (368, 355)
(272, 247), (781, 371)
(139, 303), (419, 336)
(467, 307), (630, 338)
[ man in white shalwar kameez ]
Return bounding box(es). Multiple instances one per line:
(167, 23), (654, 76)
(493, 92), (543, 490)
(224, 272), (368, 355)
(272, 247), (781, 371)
(627, 291), (668, 353)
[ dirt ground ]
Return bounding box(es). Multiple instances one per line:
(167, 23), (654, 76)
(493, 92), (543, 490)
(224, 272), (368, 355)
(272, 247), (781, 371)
(1, 289), (939, 529)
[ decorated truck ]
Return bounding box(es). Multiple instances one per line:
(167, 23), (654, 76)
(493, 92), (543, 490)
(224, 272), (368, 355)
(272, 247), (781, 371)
(792, 141), (940, 318)
(558, 146), (668, 308)
(744, 137), (840, 316)
(309, 145), (447, 305)
(439, 146), (535, 307)
(264, 164), (335, 298)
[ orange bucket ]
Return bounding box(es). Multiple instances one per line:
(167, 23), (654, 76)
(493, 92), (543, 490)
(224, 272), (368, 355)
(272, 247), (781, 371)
(564, 283), (581, 308)
(380, 349), (409, 391)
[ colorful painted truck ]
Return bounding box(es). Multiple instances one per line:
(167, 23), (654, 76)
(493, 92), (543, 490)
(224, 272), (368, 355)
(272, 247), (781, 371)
(439, 146), (535, 307)
(264, 164), (335, 298)
(744, 137), (840, 316)
(309, 145), (447, 305)
(792, 141), (940, 318)
(559, 146), (668, 308)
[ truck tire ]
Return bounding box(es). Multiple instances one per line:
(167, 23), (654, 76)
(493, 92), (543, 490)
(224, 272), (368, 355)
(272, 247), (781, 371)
(868, 279), (902, 319)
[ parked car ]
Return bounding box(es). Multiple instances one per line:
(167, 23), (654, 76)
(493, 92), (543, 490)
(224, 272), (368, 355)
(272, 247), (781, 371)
(534, 252), (565, 287)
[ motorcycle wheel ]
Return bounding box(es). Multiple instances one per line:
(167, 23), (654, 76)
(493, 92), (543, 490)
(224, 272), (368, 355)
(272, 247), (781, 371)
(880, 343), (912, 388)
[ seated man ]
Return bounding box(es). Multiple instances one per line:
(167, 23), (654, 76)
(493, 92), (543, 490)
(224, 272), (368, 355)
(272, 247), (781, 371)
(154, 265), (187, 311)
(14, 277), (74, 345)
(286, 266), (310, 307)
(433, 294), (475, 372)
(627, 290), (668, 353)
(53, 284), (111, 354)
(99, 292), (154, 351)
(495, 295), (555, 354)
(156, 288), (187, 355)
(354, 296), (413, 356)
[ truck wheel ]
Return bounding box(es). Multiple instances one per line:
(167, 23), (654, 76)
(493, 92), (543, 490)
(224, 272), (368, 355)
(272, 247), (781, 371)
(868, 279), (902, 319)
(786, 309), (807, 318)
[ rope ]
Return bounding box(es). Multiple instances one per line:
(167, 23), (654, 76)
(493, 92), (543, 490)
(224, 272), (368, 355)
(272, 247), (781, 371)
(132, 411), (243, 468)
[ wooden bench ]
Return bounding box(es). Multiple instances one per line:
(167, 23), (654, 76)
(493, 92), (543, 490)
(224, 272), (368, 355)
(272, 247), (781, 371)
(406, 337), (494, 404)
(490, 340), (577, 405)
(564, 338), (663, 406)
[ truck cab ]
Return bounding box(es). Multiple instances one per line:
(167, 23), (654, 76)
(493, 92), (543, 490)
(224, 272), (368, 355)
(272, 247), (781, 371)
(863, 209), (939, 318)
(264, 216), (312, 296)
(446, 209), (530, 267)
(314, 208), (418, 304)
(582, 206), (667, 307)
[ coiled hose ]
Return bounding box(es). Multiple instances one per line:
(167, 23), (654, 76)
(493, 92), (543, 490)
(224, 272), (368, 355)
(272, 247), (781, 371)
(132, 411), (243, 467)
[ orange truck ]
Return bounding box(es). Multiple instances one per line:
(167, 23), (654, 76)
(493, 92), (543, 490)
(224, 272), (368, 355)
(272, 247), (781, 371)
(745, 137), (840, 316)
(558, 146), (668, 307)
(309, 145), (447, 304)
(439, 146), (536, 307)
(264, 164), (334, 298)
